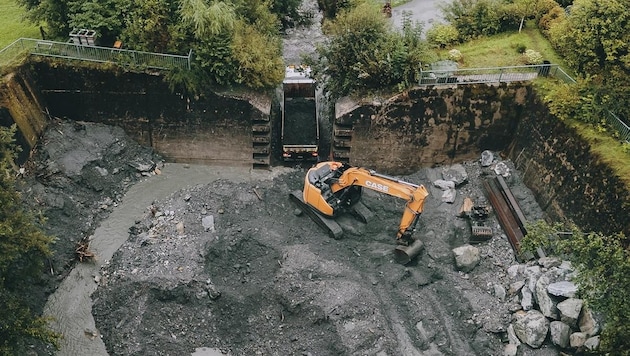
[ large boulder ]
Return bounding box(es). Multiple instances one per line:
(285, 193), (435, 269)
(452, 245), (480, 273)
(513, 310), (550, 348)
(557, 298), (583, 328)
(549, 321), (570, 348)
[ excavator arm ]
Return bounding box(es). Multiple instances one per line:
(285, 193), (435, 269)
(328, 166), (429, 244)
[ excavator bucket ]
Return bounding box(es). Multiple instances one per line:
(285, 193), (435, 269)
(393, 240), (424, 265)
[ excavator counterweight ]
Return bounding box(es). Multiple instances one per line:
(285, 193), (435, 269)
(290, 161), (429, 264)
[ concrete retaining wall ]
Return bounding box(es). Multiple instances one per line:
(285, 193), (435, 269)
(336, 84), (530, 174)
(28, 60), (271, 166)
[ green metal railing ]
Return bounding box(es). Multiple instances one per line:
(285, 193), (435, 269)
(0, 38), (191, 70)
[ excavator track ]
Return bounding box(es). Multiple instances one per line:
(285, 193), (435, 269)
(350, 201), (374, 224)
(289, 191), (343, 239)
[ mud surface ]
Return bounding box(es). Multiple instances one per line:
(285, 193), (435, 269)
(87, 159), (555, 355)
(21, 119), (562, 356)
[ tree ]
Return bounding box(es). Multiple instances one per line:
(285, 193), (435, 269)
(312, 2), (436, 98)
(549, 0), (630, 120)
(552, 0), (629, 75)
(0, 125), (59, 354)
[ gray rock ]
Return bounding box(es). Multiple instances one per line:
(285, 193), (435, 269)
(584, 335), (600, 350)
(441, 188), (456, 203)
(432, 179), (455, 190)
(537, 256), (561, 269)
(570, 332), (587, 348)
(503, 343), (517, 356)
(493, 162), (510, 177)
(508, 280), (525, 296)
(202, 215), (215, 232)
(480, 150), (494, 167)
(442, 164), (468, 186)
(507, 264), (522, 279)
(557, 298), (583, 328)
(579, 307), (601, 336)
(524, 265), (541, 301)
(452, 245), (480, 273)
(535, 274), (559, 319)
(507, 324), (521, 346)
(95, 166), (109, 176)
(547, 280), (578, 298)
(128, 160), (155, 172)
(494, 284), (507, 301)
(521, 286), (533, 311)
(513, 310), (550, 348)
(549, 321), (570, 348)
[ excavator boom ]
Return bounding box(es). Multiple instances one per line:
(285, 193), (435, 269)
(291, 161), (430, 264)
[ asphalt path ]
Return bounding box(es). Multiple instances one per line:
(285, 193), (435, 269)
(390, 0), (449, 30)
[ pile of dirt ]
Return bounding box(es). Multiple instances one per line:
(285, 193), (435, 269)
(90, 156), (556, 355)
(17, 119), (163, 315)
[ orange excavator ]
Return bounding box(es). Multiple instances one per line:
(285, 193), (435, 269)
(290, 161), (429, 264)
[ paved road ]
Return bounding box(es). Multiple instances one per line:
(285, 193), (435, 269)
(390, 0), (449, 30)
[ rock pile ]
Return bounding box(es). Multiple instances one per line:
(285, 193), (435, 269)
(451, 246), (602, 355)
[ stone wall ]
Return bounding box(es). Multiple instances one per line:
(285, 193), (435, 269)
(27, 60), (271, 166)
(0, 68), (48, 149)
(336, 84), (531, 174)
(507, 98), (630, 237)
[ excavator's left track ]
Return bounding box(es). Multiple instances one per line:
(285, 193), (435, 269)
(289, 191), (343, 239)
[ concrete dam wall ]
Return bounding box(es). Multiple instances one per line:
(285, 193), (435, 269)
(0, 60), (627, 237)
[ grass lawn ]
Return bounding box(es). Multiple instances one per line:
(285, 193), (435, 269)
(0, 0), (40, 49)
(438, 21), (573, 75)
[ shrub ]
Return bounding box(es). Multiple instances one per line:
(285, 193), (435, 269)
(523, 49), (543, 64)
(448, 49), (463, 62)
(426, 23), (459, 48)
(513, 43), (526, 54)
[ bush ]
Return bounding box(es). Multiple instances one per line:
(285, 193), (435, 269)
(538, 5), (566, 35)
(523, 49), (543, 64)
(448, 49), (463, 62)
(0, 125), (60, 353)
(426, 23), (459, 48)
(513, 43), (526, 54)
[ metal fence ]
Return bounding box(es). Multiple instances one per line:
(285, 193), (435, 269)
(418, 64), (629, 143)
(0, 38), (191, 70)
(418, 64), (554, 85)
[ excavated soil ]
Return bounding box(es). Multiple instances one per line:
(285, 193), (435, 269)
(19, 119), (565, 356)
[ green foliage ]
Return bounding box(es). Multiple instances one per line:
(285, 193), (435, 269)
(538, 5), (565, 35)
(426, 23), (459, 48)
(513, 43), (526, 53)
(231, 21), (284, 88)
(67, 0), (123, 44)
(440, 0), (519, 40)
(0, 125), (59, 353)
(119, 0), (185, 53)
(448, 49), (463, 62)
(541, 77), (605, 124)
(558, 231), (630, 353)
(522, 48), (542, 64)
(522, 220), (630, 353)
(313, 3), (436, 98)
(551, 0), (630, 75)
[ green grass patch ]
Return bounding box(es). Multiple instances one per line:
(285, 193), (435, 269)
(439, 21), (573, 75)
(0, 0), (40, 49)
(570, 121), (630, 188)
